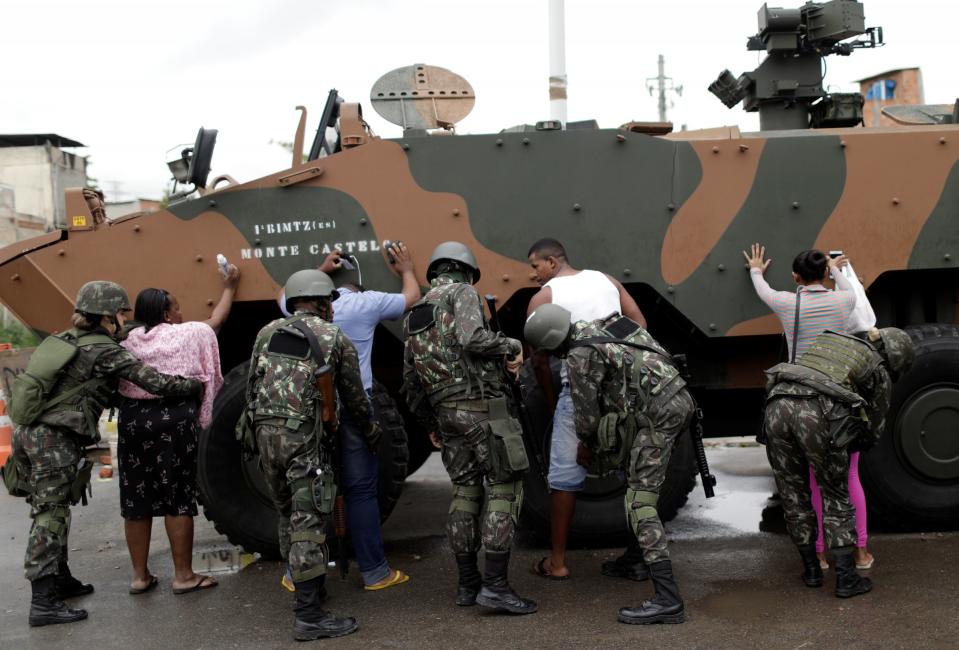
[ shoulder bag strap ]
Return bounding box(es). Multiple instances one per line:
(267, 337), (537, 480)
(791, 289), (802, 363)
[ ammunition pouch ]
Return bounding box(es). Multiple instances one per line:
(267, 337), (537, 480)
(2, 454), (29, 498)
(590, 411), (641, 476)
(69, 459), (93, 506)
(625, 487), (659, 534)
(485, 397), (528, 478)
(234, 407), (258, 461)
(449, 484), (484, 516)
(311, 467), (336, 515)
(823, 400), (868, 449)
(486, 480), (524, 524)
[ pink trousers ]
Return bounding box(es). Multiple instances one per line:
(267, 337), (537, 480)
(809, 451), (867, 553)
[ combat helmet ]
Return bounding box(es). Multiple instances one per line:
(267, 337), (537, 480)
(876, 327), (915, 379)
(524, 304), (573, 352)
(75, 281), (132, 316)
(426, 241), (481, 283)
(284, 269), (339, 312)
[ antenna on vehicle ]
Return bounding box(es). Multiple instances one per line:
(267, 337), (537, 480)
(370, 64), (475, 134)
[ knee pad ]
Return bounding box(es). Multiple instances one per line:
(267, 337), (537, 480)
(487, 480), (523, 524)
(625, 488), (659, 534)
(449, 484), (484, 516)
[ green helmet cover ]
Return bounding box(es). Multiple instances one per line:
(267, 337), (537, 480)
(426, 241), (481, 283)
(524, 303), (572, 351)
(877, 327), (915, 378)
(75, 281), (132, 316)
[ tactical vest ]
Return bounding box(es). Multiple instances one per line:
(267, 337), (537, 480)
(404, 282), (506, 405)
(250, 313), (335, 427)
(571, 315), (686, 473)
(35, 329), (119, 442)
(796, 330), (881, 393)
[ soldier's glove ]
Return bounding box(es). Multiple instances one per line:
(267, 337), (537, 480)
(365, 422), (382, 455)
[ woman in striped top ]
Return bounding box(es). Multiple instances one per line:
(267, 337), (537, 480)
(744, 244), (874, 572)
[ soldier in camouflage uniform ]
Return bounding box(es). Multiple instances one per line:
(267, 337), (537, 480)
(401, 241), (536, 614)
(525, 303), (693, 625)
(241, 269), (375, 641)
(7, 281), (203, 627)
(763, 327), (914, 598)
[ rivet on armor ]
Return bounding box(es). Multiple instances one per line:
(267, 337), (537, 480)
(892, 197), (900, 205)
(209, 200), (217, 208)
(667, 203), (675, 211)
(617, 134), (626, 143)
(133, 225), (141, 232)
(573, 203), (582, 212)
(495, 139), (504, 147)
(360, 218), (368, 226)
(522, 138), (531, 145)
(717, 264), (726, 272)
(502, 274), (510, 282)
(738, 144), (749, 152)
(207, 299), (214, 306)
(944, 253), (952, 261)
(840, 140), (847, 148)
(712, 146), (720, 154)
(940, 137), (947, 145)
(623, 268), (632, 276)
(11, 274), (20, 281)
(667, 286), (674, 294)
(255, 239), (262, 245)
(792, 202), (800, 209)
(402, 143), (410, 150)
(58, 249), (65, 256)
(452, 208), (460, 217)
(196, 255), (203, 262)
(709, 323), (717, 331)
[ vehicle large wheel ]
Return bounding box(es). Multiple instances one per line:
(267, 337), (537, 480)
(859, 324), (959, 530)
(198, 362), (412, 558)
(518, 360), (696, 545)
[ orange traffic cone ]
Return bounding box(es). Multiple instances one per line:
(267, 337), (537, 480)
(0, 389), (13, 467)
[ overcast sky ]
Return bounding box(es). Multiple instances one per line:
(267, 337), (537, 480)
(4, 0), (956, 200)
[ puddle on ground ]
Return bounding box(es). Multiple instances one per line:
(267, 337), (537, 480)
(192, 543), (259, 575)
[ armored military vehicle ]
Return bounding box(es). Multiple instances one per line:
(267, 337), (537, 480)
(1, 0), (956, 557)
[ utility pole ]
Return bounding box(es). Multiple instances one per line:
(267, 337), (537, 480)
(646, 54), (682, 123)
(548, 0), (568, 126)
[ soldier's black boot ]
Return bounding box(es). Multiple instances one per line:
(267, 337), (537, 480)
(476, 551), (538, 615)
(29, 576), (88, 627)
(454, 553), (482, 606)
(834, 548), (872, 599)
(292, 576), (358, 641)
(797, 544), (823, 588)
(618, 560), (685, 625)
(602, 537), (650, 582)
(55, 560), (95, 599)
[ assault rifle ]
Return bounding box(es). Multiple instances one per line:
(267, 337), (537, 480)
(314, 363), (350, 579)
(483, 295), (546, 479)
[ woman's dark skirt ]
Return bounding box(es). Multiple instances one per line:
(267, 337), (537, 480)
(117, 396), (200, 519)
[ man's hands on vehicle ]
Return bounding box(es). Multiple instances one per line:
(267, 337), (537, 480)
(319, 250), (344, 274)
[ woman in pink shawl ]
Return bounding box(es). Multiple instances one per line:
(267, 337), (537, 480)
(118, 267), (238, 594)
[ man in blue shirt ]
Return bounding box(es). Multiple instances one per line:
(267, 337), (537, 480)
(317, 242), (421, 590)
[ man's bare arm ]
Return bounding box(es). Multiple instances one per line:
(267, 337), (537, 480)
(606, 274), (646, 327)
(526, 286), (552, 316)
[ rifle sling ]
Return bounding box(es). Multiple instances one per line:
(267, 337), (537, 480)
(570, 337), (677, 369)
(289, 320), (330, 367)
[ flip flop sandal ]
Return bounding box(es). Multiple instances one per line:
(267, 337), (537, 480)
(531, 557), (570, 581)
(129, 575), (159, 595)
(856, 557), (875, 570)
(364, 570), (410, 591)
(173, 575), (218, 595)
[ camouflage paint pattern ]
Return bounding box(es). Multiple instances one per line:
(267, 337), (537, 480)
(565, 315), (693, 564)
(435, 405), (523, 555)
(12, 423), (78, 581)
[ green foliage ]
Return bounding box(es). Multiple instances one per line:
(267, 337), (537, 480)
(0, 320), (40, 348)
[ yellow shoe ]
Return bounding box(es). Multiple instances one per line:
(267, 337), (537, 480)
(280, 573), (295, 592)
(364, 569), (410, 591)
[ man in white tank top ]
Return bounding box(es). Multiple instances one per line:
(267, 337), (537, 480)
(526, 238), (646, 580)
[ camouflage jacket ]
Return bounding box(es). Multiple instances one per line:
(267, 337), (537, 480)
(39, 327), (202, 441)
(247, 308), (371, 437)
(566, 314), (685, 448)
(766, 331), (892, 439)
(402, 275), (521, 430)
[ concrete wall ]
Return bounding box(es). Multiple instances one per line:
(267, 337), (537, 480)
(859, 69), (925, 128)
(0, 144), (88, 227)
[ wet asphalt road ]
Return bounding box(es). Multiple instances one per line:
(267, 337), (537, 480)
(1, 443), (957, 649)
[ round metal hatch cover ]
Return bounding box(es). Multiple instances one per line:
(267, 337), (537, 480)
(370, 64), (475, 130)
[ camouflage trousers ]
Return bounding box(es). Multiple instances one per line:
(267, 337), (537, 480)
(764, 388), (857, 549)
(12, 423), (79, 581)
(625, 389), (694, 565)
(435, 401), (526, 555)
(256, 420), (331, 582)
